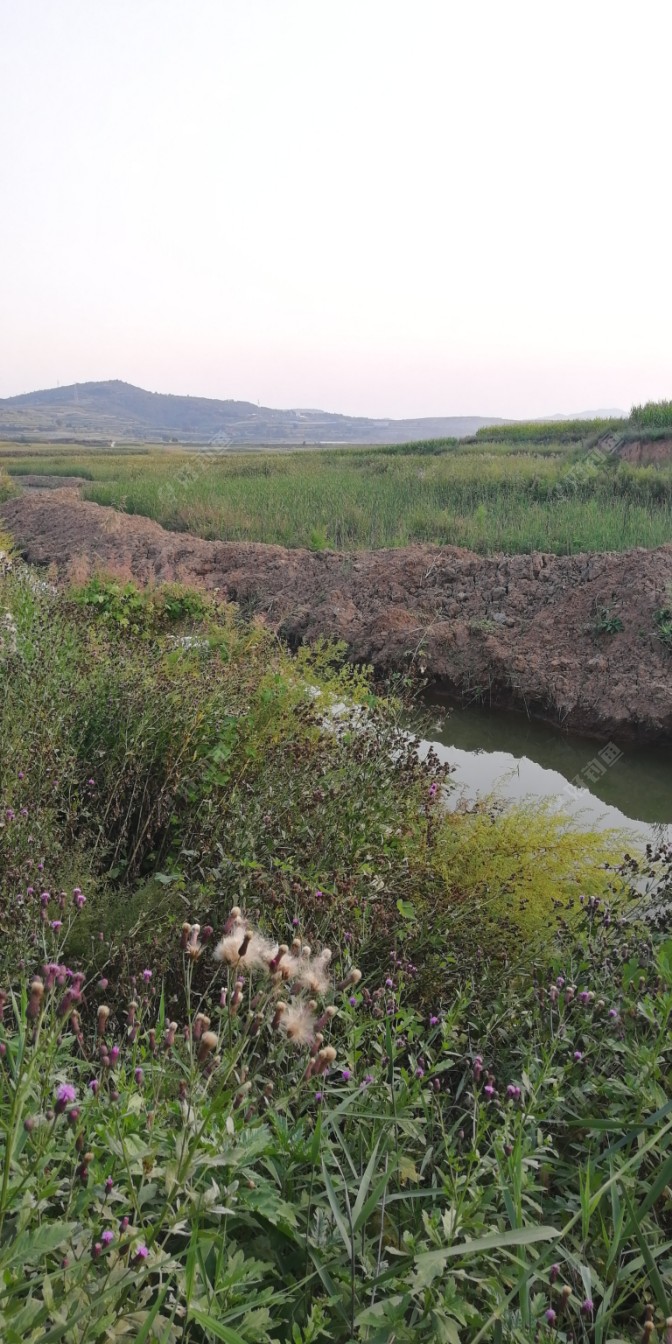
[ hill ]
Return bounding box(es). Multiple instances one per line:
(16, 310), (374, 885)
(0, 380), (506, 445)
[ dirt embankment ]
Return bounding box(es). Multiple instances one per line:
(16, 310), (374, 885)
(2, 487), (672, 743)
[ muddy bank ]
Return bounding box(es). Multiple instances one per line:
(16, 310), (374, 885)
(2, 487), (672, 743)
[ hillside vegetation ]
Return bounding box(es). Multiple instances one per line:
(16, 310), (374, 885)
(0, 380), (504, 446)
(2, 547), (672, 1340)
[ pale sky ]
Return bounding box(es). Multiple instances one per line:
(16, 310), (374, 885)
(1, 0), (671, 419)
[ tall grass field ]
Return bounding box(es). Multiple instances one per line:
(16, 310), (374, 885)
(4, 413), (672, 553)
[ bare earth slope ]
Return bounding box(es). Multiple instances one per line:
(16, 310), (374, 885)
(3, 488), (672, 742)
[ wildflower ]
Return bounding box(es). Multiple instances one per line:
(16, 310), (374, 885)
(550, 1263), (560, 1283)
(50, 920), (63, 932)
(214, 926), (275, 973)
(192, 1012), (210, 1040)
(484, 1084), (495, 1098)
(545, 1308), (557, 1325)
(73, 888), (86, 909)
(105, 1176), (114, 1193)
(92, 1242), (102, 1259)
(40, 891), (50, 907)
(429, 1014), (439, 1026)
(473, 1055), (483, 1081)
(109, 1046), (120, 1065)
(55, 1083), (76, 1113)
(609, 1007), (619, 1018)
(581, 1298), (594, 1316)
(88, 1079), (99, 1094)
(133, 1245), (149, 1265)
(348, 995), (357, 1006)
(134, 1067), (144, 1085)
(315, 1091), (323, 1101)
(101, 1229), (114, 1247)
(197, 1030), (218, 1062)
(337, 968), (362, 991)
(341, 1069), (351, 1081)
(27, 977), (45, 1019)
(97, 1005), (111, 1036)
(416, 1066), (425, 1079)
(573, 1050), (583, 1062)
(292, 916), (300, 927)
(280, 1003), (316, 1047)
(164, 1021), (178, 1049)
(142, 969), (152, 983)
(296, 947), (332, 996)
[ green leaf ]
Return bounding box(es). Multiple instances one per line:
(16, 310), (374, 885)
(321, 1160), (352, 1259)
(0, 1222), (77, 1269)
(133, 1283), (172, 1344)
(413, 1224), (559, 1274)
(186, 1308), (248, 1342)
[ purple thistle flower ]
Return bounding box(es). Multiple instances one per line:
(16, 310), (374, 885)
(573, 1050), (583, 1062)
(484, 1084), (495, 1098)
(55, 1082), (76, 1113)
(608, 1007), (619, 1018)
(581, 1298), (594, 1316)
(101, 1228), (114, 1246)
(385, 977), (394, 988)
(40, 892), (50, 907)
(415, 1066), (425, 1079)
(50, 920), (62, 931)
(133, 1244), (149, 1264)
(73, 890), (86, 909)
(109, 1046), (120, 1064)
(142, 968), (152, 983)
(348, 995), (357, 1006)
(550, 1262), (560, 1283)
(105, 1176), (113, 1192)
(341, 1069), (351, 1081)
(429, 1015), (439, 1026)
(134, 1067), (144, 1085)
(89, 1079), (99, 1094)
(314, 1091), (323, 1101)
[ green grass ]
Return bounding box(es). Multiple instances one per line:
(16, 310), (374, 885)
(4, 420), (672, 554)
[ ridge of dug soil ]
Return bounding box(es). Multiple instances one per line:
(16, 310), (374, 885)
(2, 487), (672, 743)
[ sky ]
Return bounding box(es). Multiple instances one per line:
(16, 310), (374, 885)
(1, 0), (671, 419)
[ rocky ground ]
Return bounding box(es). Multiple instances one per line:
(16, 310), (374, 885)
(3, 485), (672, 742)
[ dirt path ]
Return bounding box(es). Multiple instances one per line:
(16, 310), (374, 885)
(3, 486), (672, 742)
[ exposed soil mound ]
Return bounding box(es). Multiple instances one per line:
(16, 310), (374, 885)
(3, 487), (672, 742)
(617, 439), (672, 465)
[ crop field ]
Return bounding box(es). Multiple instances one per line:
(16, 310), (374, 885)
(3, 418), (672, 554)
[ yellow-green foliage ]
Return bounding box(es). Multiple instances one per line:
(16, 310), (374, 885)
(432, 800), (623, 952)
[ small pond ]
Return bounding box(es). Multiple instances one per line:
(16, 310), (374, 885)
(412, 698), (672, 847)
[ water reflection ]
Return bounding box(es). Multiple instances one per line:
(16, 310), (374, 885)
(412, 698), (672, 845)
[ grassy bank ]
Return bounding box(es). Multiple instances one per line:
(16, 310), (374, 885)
(4, 407), (672, 553)
(2, 551), (672, 1339)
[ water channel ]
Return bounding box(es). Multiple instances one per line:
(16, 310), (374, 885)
(413, 698), (672, 848)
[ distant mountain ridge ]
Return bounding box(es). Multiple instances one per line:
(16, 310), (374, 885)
(0, 380), (508, 445)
